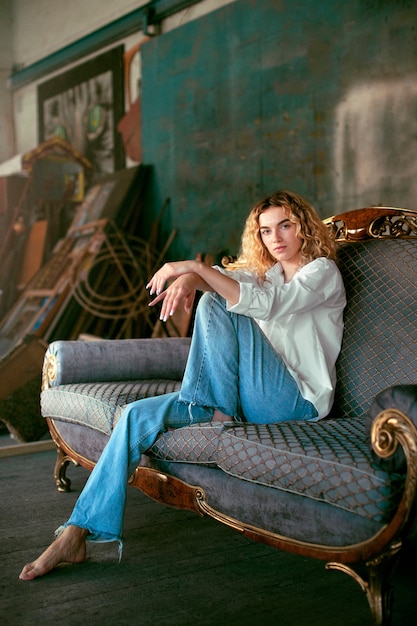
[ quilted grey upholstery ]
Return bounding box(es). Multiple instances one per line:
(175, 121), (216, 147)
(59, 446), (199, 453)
(215, 419), (401, 523)
(332, 238), (416, 419)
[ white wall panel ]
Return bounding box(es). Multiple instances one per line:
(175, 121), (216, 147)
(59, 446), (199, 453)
(12, 0), (148, 67)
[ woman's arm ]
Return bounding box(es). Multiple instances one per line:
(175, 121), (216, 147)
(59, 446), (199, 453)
(147, 260), (240, 322)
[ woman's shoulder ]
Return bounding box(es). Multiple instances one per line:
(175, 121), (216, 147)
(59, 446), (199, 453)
(300, 257), (339, 274)
(298, 258), (345, 292)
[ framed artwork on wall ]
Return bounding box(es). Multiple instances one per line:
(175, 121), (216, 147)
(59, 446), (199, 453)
(37, 46), (125, 177)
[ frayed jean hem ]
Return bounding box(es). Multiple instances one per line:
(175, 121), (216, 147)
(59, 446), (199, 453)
(55, 524), (123, 562)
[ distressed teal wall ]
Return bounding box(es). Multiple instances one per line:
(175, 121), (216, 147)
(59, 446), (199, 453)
(142, 0), (417, 261)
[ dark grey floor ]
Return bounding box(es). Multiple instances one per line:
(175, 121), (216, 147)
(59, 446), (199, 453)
(1, 446), (416, 626)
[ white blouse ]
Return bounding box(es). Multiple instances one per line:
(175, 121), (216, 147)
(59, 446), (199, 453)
(219, 258), (346, 419)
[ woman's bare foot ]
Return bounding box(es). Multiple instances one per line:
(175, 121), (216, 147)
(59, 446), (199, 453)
(212, 409), (232, 422)
(19, 525), (88, 581)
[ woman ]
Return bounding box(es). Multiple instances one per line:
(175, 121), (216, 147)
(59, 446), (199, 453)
(19, 190), (346, 581)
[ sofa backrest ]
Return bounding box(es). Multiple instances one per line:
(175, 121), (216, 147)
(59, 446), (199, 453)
(332, 237), (416, 419)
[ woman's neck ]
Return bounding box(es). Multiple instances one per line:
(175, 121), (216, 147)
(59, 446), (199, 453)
(282, 260), (303, 283)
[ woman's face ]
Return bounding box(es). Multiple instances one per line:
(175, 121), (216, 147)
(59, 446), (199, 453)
(258, 205), (302, 269)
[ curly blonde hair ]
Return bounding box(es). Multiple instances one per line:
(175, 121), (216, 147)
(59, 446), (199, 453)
(227, 190), (336, 279)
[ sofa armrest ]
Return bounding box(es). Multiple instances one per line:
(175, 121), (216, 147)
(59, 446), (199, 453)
(367, 384), (417, 472)
(42, 337), (191, 389)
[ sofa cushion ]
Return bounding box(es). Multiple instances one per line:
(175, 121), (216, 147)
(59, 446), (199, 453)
(147, 422), (223, 465)
(41, 379), (182, 435)
(149, 417), (403, 525)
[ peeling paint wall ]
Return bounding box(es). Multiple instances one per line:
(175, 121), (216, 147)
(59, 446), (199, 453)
(334, 78), (417, 207)
(141, 0), (417, 261)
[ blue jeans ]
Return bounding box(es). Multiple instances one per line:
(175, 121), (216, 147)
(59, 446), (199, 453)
(63, 293), (317, 547)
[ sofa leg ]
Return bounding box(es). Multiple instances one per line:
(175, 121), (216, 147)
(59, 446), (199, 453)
(53, 446), (78, 493)
(326, 542), (401, 626)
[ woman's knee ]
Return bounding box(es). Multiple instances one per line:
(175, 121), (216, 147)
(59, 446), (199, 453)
(197, 291), (228, 317)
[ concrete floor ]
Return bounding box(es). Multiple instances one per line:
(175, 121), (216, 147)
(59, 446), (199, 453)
(1, 440), (416, 626)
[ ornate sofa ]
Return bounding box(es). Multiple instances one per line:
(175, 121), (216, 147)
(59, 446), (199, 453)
(41, 207), (417, 626)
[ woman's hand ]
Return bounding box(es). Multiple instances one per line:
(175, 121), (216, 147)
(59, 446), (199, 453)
(147, 259), (240, 322)
(146, 261), (197, 298)
(148, 273), (197, 322)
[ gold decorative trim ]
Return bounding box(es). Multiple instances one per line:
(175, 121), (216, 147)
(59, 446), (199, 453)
(369, 212), (417, 239)
(135, 453), (412, 563)
(326, 540), (402, 626)
(371, 408), (417, 534)
(42, 353), (57, 390)
(190, 476), (405, 563)
(324, 206), (417, 242)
